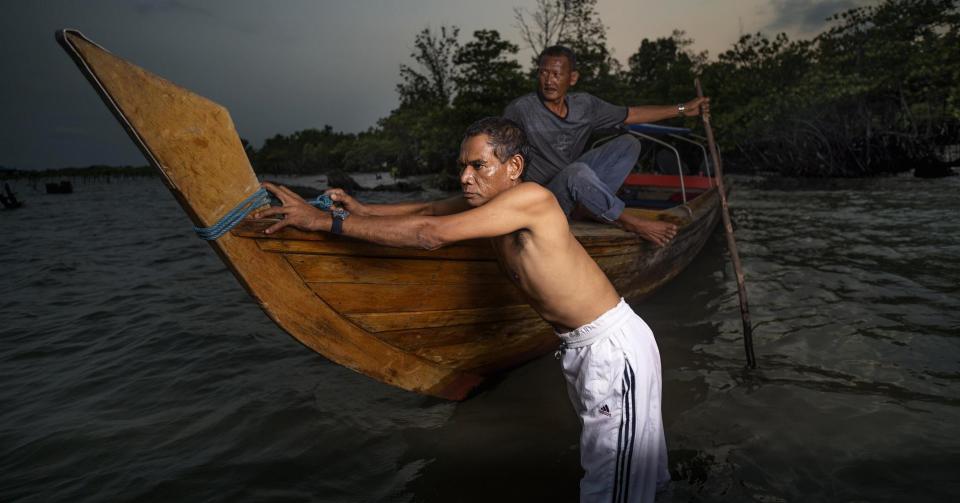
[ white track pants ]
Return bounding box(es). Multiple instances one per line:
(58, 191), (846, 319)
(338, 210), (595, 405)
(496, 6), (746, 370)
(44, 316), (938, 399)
(557, 299), (669, 503)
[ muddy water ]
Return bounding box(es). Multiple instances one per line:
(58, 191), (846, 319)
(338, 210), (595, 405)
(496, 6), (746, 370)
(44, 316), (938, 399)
(1, 174), (957, 502)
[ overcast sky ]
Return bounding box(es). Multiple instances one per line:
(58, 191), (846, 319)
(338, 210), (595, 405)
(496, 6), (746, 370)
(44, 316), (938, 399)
(1, 0), (873, 170)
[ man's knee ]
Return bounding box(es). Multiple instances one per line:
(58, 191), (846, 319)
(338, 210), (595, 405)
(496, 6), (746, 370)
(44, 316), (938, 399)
(610, 134), (642, 156)
(561, 162), (597, 189)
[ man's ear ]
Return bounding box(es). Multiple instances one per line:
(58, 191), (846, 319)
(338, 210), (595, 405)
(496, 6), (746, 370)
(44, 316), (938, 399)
(508, 154), (524, 180)
(570, 70), (580, 87)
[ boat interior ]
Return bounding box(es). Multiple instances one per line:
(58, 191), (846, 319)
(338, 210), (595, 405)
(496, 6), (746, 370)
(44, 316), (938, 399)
(602, 125), (718, 210)
(619, 174), (711, 209)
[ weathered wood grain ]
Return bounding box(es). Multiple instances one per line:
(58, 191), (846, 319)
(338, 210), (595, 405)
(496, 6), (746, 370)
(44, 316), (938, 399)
(310, 282), (528, 314)
(346, 305), (539, 333)
(288, 254), (506, 284)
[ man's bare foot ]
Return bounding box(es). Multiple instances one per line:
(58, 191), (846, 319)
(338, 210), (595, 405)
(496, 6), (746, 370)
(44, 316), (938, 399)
(616, 212), (678, 247)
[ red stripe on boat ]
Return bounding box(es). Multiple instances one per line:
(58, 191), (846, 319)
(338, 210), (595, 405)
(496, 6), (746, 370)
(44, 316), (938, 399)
(623, 174), (713, 190)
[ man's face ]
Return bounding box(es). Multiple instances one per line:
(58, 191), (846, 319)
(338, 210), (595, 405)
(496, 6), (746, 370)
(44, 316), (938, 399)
(538, 55), (578, 102)
(459, 134), (518, 207)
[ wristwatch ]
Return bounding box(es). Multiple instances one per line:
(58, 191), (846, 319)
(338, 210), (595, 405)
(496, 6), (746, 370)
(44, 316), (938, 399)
(677, 103), (686, 117)
(330, 208), (350, 235)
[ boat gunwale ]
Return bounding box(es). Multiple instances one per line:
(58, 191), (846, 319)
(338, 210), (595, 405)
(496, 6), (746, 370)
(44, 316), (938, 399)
(232, 177), (721, 250)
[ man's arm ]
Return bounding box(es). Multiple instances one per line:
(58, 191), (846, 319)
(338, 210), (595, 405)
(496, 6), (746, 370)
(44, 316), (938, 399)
(625, 97), (710, 125)
(324, 188), (471, 217)
(257, 182), (555, 249)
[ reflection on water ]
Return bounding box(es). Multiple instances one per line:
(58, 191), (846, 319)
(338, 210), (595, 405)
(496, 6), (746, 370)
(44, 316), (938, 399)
(1, 174), (958, 502)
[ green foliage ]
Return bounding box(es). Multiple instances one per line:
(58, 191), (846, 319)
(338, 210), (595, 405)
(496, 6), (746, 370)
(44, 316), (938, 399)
(513, 0), (570, 61)
(625, 30), (707, 105)
(452, 30), (529, 115)
(699, 32), (816, 168)
(555, 0), (622, 97)
(254, 27), (530, 183)
(397, 26), (461, 106)
(254, 125), (356, 174)
(250, 0), (959, 178)
(704, 0), (960, 175)
(514, 0), (625, 98)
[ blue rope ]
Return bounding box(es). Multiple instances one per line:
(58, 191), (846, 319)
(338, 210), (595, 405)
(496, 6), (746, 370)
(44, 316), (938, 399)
(194, 189), (335, 240)
(307, 194), (333, 210)
(194, 187), (272, 240)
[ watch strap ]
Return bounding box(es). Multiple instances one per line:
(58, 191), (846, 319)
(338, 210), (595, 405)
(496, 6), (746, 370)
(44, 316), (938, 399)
(330, 208), (349, 235)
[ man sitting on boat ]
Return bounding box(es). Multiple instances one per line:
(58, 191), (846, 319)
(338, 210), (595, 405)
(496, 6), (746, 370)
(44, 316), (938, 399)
(256, 117), (669, 502)
(505, 45), (708, 247)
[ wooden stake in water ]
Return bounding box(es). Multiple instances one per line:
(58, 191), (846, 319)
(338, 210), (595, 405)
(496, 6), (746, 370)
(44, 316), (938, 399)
(695, 78), (757, 368)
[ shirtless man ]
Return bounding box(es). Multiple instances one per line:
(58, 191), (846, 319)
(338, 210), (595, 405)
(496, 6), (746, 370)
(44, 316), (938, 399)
(505, 45), (709, 246)
(256, 117), (669, 502)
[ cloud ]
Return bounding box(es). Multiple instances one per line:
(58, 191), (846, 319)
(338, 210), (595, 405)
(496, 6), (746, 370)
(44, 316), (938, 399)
(764, 0), (872, 34)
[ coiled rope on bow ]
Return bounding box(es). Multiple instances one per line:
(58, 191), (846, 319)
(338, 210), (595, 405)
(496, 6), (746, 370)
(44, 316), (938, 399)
(193, 188), (335, 240)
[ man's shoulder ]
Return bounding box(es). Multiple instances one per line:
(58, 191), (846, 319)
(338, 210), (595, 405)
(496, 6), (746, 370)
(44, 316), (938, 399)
(515, 181), (552, 195)
(505, 93), (540, 112)
(491, 184), (563, 232)
(567, 91), (604, 106)
(502, 182), (557, 208)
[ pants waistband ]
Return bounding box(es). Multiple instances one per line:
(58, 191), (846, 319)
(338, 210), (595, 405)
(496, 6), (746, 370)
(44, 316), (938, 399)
(556, 298), (632, 349)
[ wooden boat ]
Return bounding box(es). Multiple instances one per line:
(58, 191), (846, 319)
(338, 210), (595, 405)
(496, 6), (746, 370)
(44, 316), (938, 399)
(57, 29), (723, 400)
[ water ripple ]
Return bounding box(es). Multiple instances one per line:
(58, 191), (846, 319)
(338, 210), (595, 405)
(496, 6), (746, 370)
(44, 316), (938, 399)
(2, 175), (959, 501)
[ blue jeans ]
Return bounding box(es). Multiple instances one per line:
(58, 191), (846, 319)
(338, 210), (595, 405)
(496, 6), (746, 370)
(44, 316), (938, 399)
(545, 134), (641, 223)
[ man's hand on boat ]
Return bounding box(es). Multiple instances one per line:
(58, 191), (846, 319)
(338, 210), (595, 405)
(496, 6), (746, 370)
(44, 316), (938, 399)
(256, 182), (331, 234)
(323, 187), (369, 216)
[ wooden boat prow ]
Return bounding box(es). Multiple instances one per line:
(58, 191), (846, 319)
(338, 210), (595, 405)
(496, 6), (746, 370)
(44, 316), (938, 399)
(57, 29), (489, 399)
(58, 29), (722, 400)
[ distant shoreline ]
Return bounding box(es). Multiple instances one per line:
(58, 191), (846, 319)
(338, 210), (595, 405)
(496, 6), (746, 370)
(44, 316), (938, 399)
(0, 165), (155, 179)
(0, 166), (439, 193)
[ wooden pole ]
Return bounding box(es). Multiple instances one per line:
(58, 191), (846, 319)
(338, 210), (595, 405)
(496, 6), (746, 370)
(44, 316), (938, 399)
(695, 78), (757, 368)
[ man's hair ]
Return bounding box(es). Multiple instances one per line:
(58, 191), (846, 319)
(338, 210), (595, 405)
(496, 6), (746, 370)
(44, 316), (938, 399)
(463, 117), (528, 164)
(538, 45), (577, 71)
